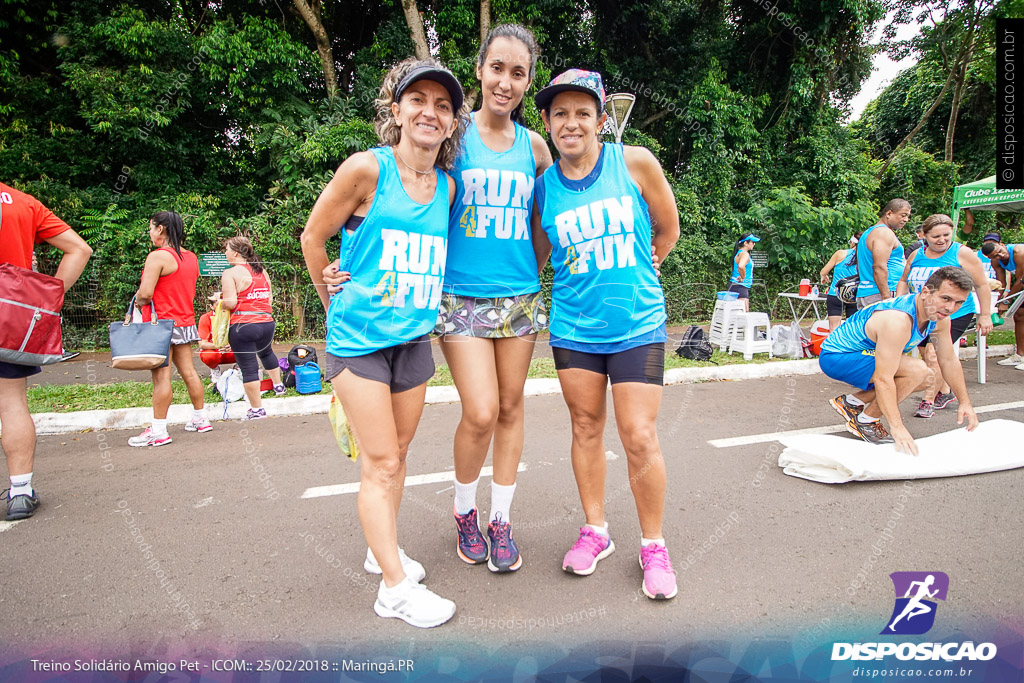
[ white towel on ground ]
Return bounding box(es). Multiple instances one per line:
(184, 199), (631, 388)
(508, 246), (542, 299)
(777, 419), (1024, 484)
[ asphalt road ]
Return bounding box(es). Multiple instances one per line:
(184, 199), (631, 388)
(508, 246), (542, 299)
(2, 362), (1023, 678)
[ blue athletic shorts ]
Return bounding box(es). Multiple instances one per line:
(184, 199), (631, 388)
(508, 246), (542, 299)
(818, 349), (876, 391)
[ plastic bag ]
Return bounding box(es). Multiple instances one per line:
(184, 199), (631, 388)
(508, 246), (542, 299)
(211, 301), (231, 348)
(772, 322), (804, 359)
(216, 367), (245, 418)
(329, 393), (360, 461)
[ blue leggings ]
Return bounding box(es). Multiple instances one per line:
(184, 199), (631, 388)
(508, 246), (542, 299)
(227, 321), (278, 383)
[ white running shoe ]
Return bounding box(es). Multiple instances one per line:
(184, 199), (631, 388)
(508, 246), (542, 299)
(184, 417), (213, 433)
(364, 547), (426, 583)
(997, 353), (1024, 366)
(1015, 362), (1024, 371)
(374, 578), (455, 628)
(128, 427), (172, 448)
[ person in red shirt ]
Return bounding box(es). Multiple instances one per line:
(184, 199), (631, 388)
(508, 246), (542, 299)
(128, 211), (210, 447)
(0, 181), (92, 520)
(220, 236), (286, 420)
(197, 292), (236, 375)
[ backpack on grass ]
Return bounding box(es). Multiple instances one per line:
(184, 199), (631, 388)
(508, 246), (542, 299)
(675, 325), (714, 362)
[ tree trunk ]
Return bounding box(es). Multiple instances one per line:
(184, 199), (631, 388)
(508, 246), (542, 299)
(401, 0), (431, 60)
(876, 74), (952, 179)
(293, 0), (338, 97)
(945, 12), (978, 162)
(480, 0), (491, 44)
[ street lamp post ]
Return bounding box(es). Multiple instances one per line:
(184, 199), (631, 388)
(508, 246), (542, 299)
(606, 92), (636, 144)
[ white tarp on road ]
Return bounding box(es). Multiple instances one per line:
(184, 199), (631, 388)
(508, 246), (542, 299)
(777, 419), (1024, 484)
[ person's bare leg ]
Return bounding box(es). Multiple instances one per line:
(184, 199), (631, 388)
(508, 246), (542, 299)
(0, 378), (34, 477)
(440, 336), (499, 485)
(557, 368), (609, 526)
(171, 343), (205, 409)
(151, 365), (173, 419)
(331, 370), (407, 588)
(610, 382), (666, 539)
(491, 335), (535, 485)
(862, 356), (931, 419)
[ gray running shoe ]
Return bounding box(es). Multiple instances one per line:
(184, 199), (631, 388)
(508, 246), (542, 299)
(829, 395), (864, 422)
(846, 417), (895, 445)
(933, 392), (957, 410)
(914, 400), (934, 419)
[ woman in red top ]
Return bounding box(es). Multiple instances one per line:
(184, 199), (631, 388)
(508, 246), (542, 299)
(220, 236), (285, 419)
(130, 211), (210, 447)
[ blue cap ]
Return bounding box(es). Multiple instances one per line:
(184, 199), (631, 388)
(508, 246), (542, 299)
(741, 234), (760, 243)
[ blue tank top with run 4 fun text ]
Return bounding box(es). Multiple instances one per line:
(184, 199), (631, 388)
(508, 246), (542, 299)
(821, 293), (936, 355)
(905, 243), (976, 320)
(445, 114), (538, 297)
(326, 146), (449, 356)
(536, 143), (666, 345)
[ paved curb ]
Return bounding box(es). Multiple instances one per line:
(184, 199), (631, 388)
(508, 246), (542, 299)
(16, 345), (1019, 436)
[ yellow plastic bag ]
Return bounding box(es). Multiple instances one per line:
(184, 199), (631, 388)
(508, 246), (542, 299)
(211, 301), (231, 348)
(329, 393), (359, 461)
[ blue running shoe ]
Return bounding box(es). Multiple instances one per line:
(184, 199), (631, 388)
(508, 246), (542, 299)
(486, 513), (522, 573)
(454, 507), (488, 564)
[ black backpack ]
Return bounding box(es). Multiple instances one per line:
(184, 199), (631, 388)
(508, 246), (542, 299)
(675, 325), (714, 361)
(283, 344), (318, 388)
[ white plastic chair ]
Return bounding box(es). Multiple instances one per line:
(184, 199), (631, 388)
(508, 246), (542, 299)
(728, 311), (774, 360)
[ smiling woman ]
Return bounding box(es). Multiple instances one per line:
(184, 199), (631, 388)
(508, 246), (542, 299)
(300, 57), (467, 630)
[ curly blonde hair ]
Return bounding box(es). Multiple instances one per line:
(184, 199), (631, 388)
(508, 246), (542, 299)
(374, 57), (469, 171)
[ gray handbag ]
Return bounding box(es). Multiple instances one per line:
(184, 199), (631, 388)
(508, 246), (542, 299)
(108, 296), (174, 370)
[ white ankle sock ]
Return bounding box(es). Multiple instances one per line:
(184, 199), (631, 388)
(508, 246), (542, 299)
(490, 482), (516, 524)
(641, 537), (665, 547)
(846, 394), (865, 406)
(192, 409), (205, 422)
(152, 418), (168, 435)
(586, 522), (609, 537)
(857, 412), (879, 424)
(454, 476), (478, 516)
(9, 473), (32, 497)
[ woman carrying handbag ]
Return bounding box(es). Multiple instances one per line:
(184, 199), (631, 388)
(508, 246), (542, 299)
(127, 211), (210, 447)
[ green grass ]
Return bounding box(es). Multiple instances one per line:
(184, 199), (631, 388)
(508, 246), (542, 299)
(26, 350), (775, 414)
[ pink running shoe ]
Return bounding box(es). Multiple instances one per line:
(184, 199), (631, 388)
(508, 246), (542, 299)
(128, 427), (172, 448)
(639, 544), (678, 600)
(562, 527), (614, 575)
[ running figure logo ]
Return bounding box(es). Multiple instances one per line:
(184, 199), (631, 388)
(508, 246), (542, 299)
(881, 571), (949, 635)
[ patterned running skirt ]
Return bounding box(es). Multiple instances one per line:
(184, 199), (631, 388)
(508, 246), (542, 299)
(434, 291), (548, 338)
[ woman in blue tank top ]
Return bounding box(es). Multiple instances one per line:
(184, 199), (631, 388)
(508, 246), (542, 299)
(301, 58), (466, 629)
(436, 25), (554, 575)
(532, 69), (681, 601)
(895, 214), (992, 418)
(727, 234), (759, 310)
(819, 233), (861, 330)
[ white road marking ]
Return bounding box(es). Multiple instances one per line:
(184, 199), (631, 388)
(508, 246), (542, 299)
(709, 425), (844, 448)
(605, 450), (619, 460)
(301, 462), (528, 499)
(709, 400), (1024, 448)
(0, 520), (25, 533)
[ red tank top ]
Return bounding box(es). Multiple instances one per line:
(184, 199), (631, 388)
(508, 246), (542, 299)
(143, 247), (198, 327)
(231, 264), (273, 324)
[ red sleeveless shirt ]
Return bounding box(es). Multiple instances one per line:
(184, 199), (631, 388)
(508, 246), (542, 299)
(230, 264), (273, 324)
(143, 247), (198, 327)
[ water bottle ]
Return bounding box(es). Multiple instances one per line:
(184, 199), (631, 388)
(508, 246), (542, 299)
(811, 285), (819, 298)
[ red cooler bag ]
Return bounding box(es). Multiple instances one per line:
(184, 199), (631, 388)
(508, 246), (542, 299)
(0, 262), (65, 366)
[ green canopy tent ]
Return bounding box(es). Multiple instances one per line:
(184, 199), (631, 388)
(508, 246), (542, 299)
(951, 175), (1024, 230)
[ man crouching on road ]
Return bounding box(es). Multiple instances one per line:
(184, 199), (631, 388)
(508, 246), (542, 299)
(819, 265), (979, 455)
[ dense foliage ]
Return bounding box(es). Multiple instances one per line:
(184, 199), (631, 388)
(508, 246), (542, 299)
(0, 0), (1006, 344)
